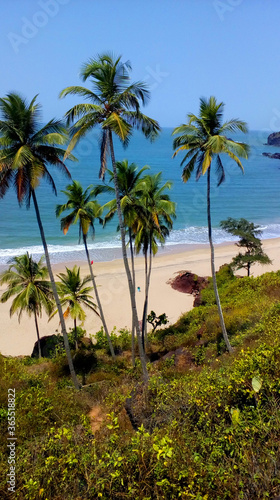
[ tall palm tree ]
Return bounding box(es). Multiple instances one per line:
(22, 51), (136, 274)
(50, 265), (99, 350)
(0, 252), (54, 358)
(60, 53), (160, 381)
(94, 159), (149, 365)
(172, 96), (249, 353)
(55, 180), (115, 358)
(133, 173), (176, 349)
(0, 93), (80, 388)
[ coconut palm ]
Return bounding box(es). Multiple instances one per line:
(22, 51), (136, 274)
(172, 96), (249, 353)
(133, 173), (176, 349)
(0, 253), (54, 358)
(94, 159), (149, 364)
(55, 180), (115, 358)
(0, 93), (80, 388)
(60, 53), (160, 381)
(50, 265), (99, 349)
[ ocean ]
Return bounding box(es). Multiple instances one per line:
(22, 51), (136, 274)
(0, 128), (280, 265)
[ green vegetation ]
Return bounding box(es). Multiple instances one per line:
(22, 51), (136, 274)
(1, 270), (280, 499)
(0, 52), (276, 498)
(220, 217), (272, 276)
(173, 96), (249, 354)
(50, 265), (98, 350)
(147, 310), (169, 332)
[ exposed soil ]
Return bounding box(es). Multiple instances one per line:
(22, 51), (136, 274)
(88, 405), (106, 433)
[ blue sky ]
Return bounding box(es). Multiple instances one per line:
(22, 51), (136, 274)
(1, 0), (280, 130)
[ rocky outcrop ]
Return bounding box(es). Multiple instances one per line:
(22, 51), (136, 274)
(267, 132), (280, 146)
(31, 334), (63, 358)
(262, 152), (280, 159)
(168, 270), (208, 306)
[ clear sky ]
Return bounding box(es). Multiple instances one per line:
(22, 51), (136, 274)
(1, 0), (280, 131)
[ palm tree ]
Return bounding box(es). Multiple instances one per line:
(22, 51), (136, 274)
(94, 159), (149, 364)
(0, 253), (54, 358)
(55, 180), (115, 358)
(50, 265), (99, 350)
(133, 173), (176, 349)
(172, 96), (249, 353)
(60, 53), (160, 381)
(0, 93), (80, 388)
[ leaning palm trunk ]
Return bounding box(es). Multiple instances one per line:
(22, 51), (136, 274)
(31, 191), (81, 389)
(34, 311), (42, 358)
(141, 251), (148, 351)
(108, 130), (148, 382)
(129, 228), (136, 366)
(83, 234), (116, 359)
(141, 239), (152, 350)
(207, 169), (233, 353)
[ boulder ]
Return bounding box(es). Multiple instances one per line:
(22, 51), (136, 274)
(31, 334), (63, 358)
(168, 270), (208, 307)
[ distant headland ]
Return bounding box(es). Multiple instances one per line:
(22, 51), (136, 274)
(266, 131), (280, 146)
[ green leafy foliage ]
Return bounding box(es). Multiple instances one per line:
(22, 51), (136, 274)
(1, 271), (280, 498)
(147, 310), (169, 332)
(220, 217), (272, 276)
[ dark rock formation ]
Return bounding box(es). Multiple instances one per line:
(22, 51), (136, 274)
(262, 152), (280, 159)
(168, 271), (208, 307)
(267, 132), (280, 146)
(31, 334), (63, 358)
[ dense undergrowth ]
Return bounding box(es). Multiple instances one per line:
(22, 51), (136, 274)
(1, 268), (280, 499)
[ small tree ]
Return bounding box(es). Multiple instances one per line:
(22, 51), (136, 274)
(220, 217), (272, 276)
(49, 266), (99, 350)
(147, 311), (168, 333)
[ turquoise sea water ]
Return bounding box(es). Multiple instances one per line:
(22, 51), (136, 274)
(0, 128), (280, 265)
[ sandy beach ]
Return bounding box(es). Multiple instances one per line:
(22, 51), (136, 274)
(1, 238), (279, 357)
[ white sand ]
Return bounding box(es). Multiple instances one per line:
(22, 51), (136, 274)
(0, 238), (279, 357)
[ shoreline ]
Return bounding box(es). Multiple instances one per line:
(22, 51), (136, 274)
(0, 237), (279, 357)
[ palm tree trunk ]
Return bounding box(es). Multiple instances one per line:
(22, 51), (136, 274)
(141, 250), (148, 351)
(31, 190), (81, 389)
(207, 169), (233, 354)
(108, 129), (148, 382)
(74, 318), (78, 351)
(129, 228), (135, 367)
(142, 238), (153, 349)
(34, 311), (42, 358)
(83, 234), (116, 359)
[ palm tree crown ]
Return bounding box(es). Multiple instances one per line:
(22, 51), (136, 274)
(0, 252), (53, 320)
(56, 180), (102, 240)
(60, 52), (160, 178)
(0, 93), (74, 205)
(52, 265), (99, 325)
(96, 160), (150, 227)
(173, 96), (249, 185)
(133, 172), (176, 255)
(0, 252), (53, 357)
